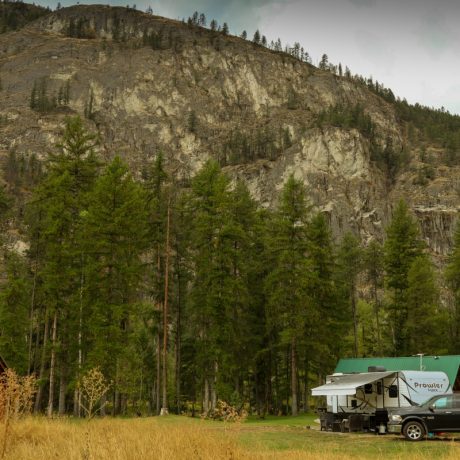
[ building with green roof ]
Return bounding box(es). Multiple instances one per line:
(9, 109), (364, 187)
(335, 355), (460, 391)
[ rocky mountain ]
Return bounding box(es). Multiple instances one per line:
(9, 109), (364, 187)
(0, 4), (458, 257)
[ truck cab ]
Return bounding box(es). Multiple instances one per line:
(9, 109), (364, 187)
(388, 393), (460, 441)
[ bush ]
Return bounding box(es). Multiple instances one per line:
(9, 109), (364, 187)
(0, 369), (37, 457)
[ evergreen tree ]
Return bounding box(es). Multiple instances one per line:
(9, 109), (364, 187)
(222, 22), (229, 35)
(27, 116), (100, 414)
(144, 152), (168, 414)
(337, 232), (362, 358)
(384, 200), (424, 355)
(306, 213), (342, 373)
(265, 176), (312, 416)
(363, 239), (384, 354)
(240, 30), (247, 40)
(0, 252), (30, 374)
(406, 255), (446, 354)
(187, 161), (234, 412)
(445, 221), (460, 352)
(319, 54), (329, 70)
(253, 30), (261, 44)
(84, 156), (148, 412)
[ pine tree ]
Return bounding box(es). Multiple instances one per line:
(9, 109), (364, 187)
(27, 116), (100, 414)
(337, 232), (362, 358)
(240, 30), (247, 40)
(363, 239), (384, 354)
(188, 161), (252, 412)
(406, 255), (446, 354)
(265, 176), (312, 416)
(319, 54), (329, 70)
(30, 80), (37, 110)
(84, 156), (148, 414)
(446, 221), (460, 352)
(384, 200), (424, 355)
(0, 252), (30, 374)
(306, 213), (342, 372)
(253, 30), (261, 44)
(222, 22), (229, 35)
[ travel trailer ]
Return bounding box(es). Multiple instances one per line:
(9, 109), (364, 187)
(312, 368), (451, 432)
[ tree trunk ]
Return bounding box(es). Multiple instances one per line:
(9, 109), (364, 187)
(73, 389), (78, 417)
(27, 262), (38, 375)
(34, 307), (49, 413)
(156, 331), (161, 414)
(47, 310), (58, 417)
(373, 283), (382, 355)
(351, 283), (358, 358)
(160, 201), (171, 416)
(100, 394), (106, 416)
(211, 361), (217, 411)
(113, 361), (120, 416)
(291, 338), (298, 416)
(58, 370), (66, 416)
(175, 277), (181, 415)
(75, 253), (85, 417)
(203, 378), (209, 413)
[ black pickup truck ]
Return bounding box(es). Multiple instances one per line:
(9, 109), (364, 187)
(387, 393), (460, 441)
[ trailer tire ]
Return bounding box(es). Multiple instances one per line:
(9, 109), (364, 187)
(402, 421), (425, 441)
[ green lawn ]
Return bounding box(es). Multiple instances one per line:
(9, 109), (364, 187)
(155, 413), (460, 459)
(245, 413), (318, 427)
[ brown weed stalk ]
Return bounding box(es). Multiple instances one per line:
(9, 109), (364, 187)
(0, 369), (36, 458)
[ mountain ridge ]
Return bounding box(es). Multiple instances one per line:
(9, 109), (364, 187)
(0, 3), (458, 257)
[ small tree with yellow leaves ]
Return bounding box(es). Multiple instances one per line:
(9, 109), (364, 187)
(79, 368), (111, 420)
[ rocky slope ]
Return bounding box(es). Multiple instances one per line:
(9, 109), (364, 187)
(0, 4), (458, 256)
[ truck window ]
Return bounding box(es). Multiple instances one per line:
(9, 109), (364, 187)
(454, 395), (460, 409)
(433, 396), (453, 409)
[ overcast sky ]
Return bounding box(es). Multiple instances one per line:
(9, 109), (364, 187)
(35, 0), (460, 114)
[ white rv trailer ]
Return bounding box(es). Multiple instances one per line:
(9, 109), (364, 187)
(312, 370), (451, 415)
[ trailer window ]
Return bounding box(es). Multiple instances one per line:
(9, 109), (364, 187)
(364, 384), (373, 394)
(389, 385), (398, 398)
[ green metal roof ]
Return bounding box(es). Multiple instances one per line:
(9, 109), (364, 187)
(335, 356), (460, 386)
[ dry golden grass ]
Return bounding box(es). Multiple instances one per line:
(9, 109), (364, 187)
(1, 416), (459, 460)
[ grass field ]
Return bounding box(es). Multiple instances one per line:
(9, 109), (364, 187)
(2, 414), (460, 459)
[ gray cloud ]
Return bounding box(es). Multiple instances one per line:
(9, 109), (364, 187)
(41, 0), (286, 35)
(347, 0), (375, 6)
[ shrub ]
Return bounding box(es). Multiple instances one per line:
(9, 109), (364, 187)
(0, 369), (36, 458)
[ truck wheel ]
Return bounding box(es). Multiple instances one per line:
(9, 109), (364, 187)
(403, 421), (425, 441)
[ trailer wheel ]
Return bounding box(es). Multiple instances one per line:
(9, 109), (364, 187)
(403, 421), (425, 441)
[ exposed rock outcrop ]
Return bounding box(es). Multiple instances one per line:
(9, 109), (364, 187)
(0, 5), (458, 257)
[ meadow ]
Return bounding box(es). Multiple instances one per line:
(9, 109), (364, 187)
(2, 414), (460, 460)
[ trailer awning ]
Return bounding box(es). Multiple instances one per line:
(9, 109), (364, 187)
(312, 371), (396, 396)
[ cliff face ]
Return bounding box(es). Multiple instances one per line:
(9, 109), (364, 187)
(0, 5), (458, 255)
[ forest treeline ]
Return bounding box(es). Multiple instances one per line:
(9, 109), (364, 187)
(1, 118), (460, 417)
